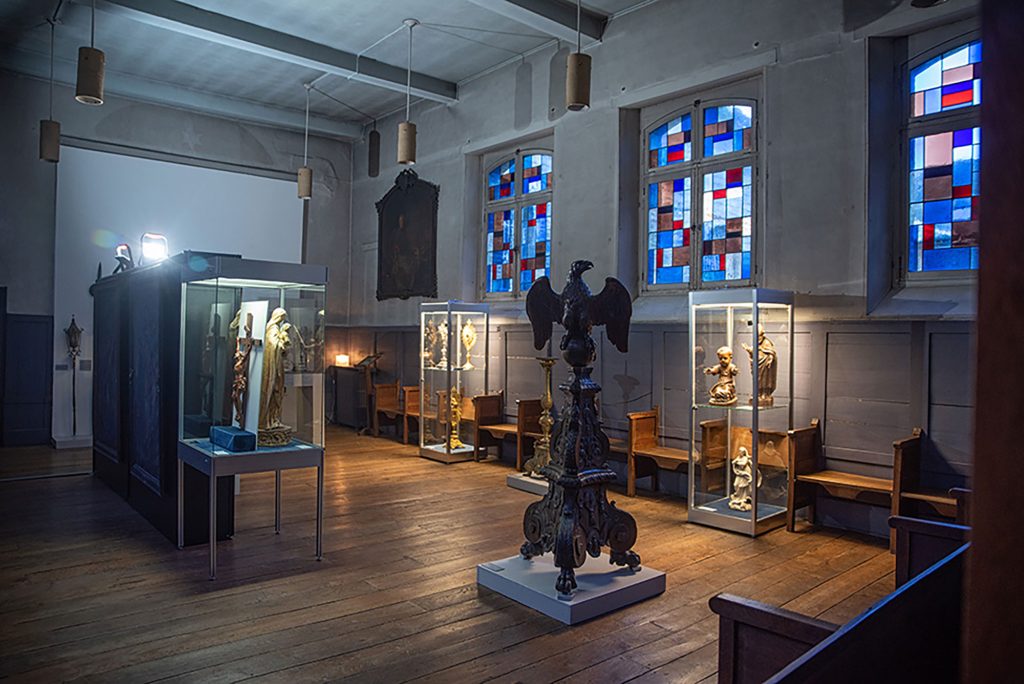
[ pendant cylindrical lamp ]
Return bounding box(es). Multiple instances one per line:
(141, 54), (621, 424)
(566, 0), (591, 112)
(566, 53), (591, 111)
(40, 120), (61, 162)
(76, 1), (105, 105)
(397, 19), (418, 165)
(397, 122), (416, 165)
(297, 166), (312, 199)
(298, 84), (312, 199)
(40, 19), (60, 162)
(368, 126), (381, 178)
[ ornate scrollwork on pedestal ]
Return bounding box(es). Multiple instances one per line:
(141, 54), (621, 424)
(519, 260), (641, 596)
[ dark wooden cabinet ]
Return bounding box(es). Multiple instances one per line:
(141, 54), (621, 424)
(91, 261), (234, 546)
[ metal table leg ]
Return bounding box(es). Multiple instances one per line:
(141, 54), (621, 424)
(209, 468), (217, 580)
(275, 470), (282, 534)
(177, 458), (184, 550)
(316, 459), (324, 561)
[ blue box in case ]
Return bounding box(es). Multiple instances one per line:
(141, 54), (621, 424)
(210, 426), (257, 452)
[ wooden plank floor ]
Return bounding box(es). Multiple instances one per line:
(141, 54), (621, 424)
(0, 427), (894, 683)
(0, 444), (91, 481)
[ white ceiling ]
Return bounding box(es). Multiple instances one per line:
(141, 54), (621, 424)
(0, 0), (650, 138)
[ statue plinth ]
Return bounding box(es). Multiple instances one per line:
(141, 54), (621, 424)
(258, 425), (293, 447)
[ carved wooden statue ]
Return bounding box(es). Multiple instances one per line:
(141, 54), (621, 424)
(741, 323), (778, 406)
(520, 259), (641, 596)
(231, 312), (261, 427)
(258, 307), (293, 445)
(704, 346), (739, 406)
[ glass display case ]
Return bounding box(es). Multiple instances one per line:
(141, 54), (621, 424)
(688, 288), (794, 536)
(178, 256), (327, 449)
(419, 301), (489, 463)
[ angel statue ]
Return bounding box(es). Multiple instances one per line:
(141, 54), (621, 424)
(704, 346), (739, 406)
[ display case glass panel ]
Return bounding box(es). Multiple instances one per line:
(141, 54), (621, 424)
(688, 288), (794, 536)
(179, 273), (326, 449)
(420, 301), (490, 463)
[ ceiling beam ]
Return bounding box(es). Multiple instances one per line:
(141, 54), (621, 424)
(1, 47), (364, 140)
(467, 0), (607, 42)
(81, 0), (458, 104)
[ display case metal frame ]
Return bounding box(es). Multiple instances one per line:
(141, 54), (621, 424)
(687, 288), (795, 536)
(419, 300), (489, 464)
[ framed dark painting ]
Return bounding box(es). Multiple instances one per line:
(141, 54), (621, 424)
(375, 169), (439, 301)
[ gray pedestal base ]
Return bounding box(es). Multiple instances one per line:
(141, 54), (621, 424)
(476, 554), (666, 624)
(506, 472), (549, 495)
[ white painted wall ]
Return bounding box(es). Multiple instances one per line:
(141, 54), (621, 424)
(51, 145), (303, 446)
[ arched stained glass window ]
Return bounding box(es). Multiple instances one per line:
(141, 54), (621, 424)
(643, 95), (758, 289)
(906, 39), (981, 274)
(488, 159), (515, 201)
(649, 113), (692, 168)
(484, 149), (553, 297)
(522, 154), (552, 194)
(703, 104), (753, 158)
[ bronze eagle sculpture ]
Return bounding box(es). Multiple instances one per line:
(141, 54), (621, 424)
(526, 260), (632, 367)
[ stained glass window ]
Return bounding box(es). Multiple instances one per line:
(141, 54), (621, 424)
(910, 41), (981, 117)
(647, 177), (691, 285)
(484, 149), (552, 296)
(701, 165), (752, 282)
(486, 209), (515, 293)
(487, 159), (515, 201)
(522, 154), (552, 195)
(520, 201), (552, 290)
(648, 113), (692, 168)
(906, 38), (980, 275)
(908, 127), (980, 272)
(703, 105), (754, 158)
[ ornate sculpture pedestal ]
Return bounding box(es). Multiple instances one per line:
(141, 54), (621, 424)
(520, 367), (641, 596)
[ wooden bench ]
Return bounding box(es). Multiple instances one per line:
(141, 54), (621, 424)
(626, 407), (692, 496)
(400, 385), (426, 445)
(711, 516), (968, 683)
(892, 428), (962, 523)
(789, 425), (966, 550)
(372, 381), (403, 439)
(475, 398), (543, 470)
(428, 390), (503, 461)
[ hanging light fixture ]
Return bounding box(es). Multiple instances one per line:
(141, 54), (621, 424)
(75, 0), (105, 105)
(397, 18), (418, 165)
(298, 84), (312, 200)
(368, 121), (381, 177)
(40, 19), (60, 162)
(566, 0), (591, 112)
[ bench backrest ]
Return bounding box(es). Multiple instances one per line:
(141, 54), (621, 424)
(787, 418), (822, 477)
(402, 385), (420, 416)
(892, 427), (924, 493)
(516, 399), (543, 432)
(627, 406), (660, 451)
(374, 381), (401, 411)
(767, 543), (966, 683)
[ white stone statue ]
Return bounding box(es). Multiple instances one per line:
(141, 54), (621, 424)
(258, 307), (293, 446)
(728, 446), (762, 512)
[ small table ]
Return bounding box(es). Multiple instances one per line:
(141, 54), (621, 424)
(177, 438), (325, 580)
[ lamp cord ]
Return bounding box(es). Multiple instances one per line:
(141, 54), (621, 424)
(303, 86), (310, 165)
(576, 0), (582, 53)
(405, 23), (412, 122)
(91, 0), (95, 48)
(48, 19), (54, 118)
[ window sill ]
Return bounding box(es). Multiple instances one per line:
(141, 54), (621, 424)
(868, 281), (977, 319)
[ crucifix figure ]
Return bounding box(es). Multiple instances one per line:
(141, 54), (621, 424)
(232, 313), (261, 428)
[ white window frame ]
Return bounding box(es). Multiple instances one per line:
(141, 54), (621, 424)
(481, 146), (554, 300)
(900, 29), (981, 285)
(640, 84), (761, 293)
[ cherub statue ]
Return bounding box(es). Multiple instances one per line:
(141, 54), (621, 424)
(728, 446), (762, 512)
(741, 323), (778, 407)
(704, 346), (739, 405)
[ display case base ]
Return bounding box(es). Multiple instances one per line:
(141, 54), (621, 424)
(506, 472), (549, 496)
(419, 444), (476, 464)
(477, 554), (665, 625)
(689, 496), (787, 536)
